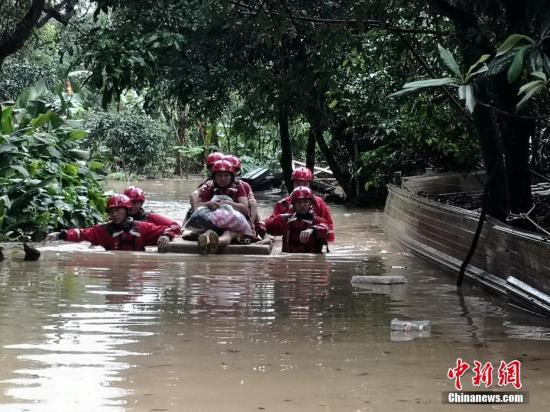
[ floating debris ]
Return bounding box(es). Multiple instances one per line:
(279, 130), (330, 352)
(390, 319), (431, 332)
(351, 275), (407, 285)
(23, 243), (41, 261)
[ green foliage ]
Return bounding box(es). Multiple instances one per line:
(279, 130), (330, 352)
(84, 111), (176, 177)
(0, 58), (57, 101)
(0, 86), (107, 241)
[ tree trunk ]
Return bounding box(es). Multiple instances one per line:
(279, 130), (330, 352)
(314, 130), (355, 199)
(306, 126), (317, 170)
(0, 0), (45, 65)
(175, 105), (190, 178)
(471, 87), (510, 221)
(278, 104), (293, 192)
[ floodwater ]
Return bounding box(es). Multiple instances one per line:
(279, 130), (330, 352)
(1, 179), (549, 412)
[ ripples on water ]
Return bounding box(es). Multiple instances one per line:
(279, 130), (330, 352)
(1, 179), (549, 411)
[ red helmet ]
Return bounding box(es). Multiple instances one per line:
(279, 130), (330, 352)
(223, 154), (241, 170)
(123, 186), (145, 203)
(291, 166), (314, 182)
(206, 152), (225, 168)
(106, 194), (132, 210)
(211, 159), (235, 175)
(290, 186), (314, 202)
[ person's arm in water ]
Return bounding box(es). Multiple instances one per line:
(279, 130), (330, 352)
(44, 226), (109, 246)
(138, 221), (176, 251)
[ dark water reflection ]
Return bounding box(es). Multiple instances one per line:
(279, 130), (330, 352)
(1, 179), (549, 411)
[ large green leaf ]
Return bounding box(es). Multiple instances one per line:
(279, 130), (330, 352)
(496, 34), (535, 57)
(507, 46), (530, 83)
(1, 107), (14, 134)
(0, 195), (11, 213)
(516, 84), (545, 111)
(464, 85), (476, 113)
(31, 110), (53, 128)
(518, 80), (545, 95)
(10, 165), (30, 177)
(63, 163), (79, 176)
(438, 44), (462, 78)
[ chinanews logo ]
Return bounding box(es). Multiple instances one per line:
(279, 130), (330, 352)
(443, 358), (528, 405)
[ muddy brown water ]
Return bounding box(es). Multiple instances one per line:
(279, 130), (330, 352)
(1, 179), (549, 411)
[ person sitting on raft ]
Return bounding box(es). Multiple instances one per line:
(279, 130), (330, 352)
(272, 166), (335, 242)
(123, 186), (181, 235)
(222, 154), (262, 234)
(44, 194), (177, 252)
(263, 186), (329, 253)
(190, 159), (252, 254)
(186, 151), (225, 223)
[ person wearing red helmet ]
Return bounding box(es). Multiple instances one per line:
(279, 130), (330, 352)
(187, 152), (226, 220)
(206, 152), (225, 169)
(272, 166), (335, 242)
(192, 159), (251, 253)
(263, 186), (329, 253)
(123, 186), (181, 235)
(44, 194), (177, 251)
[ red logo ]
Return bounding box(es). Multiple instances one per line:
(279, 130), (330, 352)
(447, 359), (522, 390)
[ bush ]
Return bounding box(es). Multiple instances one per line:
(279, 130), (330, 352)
(84, 111), (176, 177)
(0, 87), (108, 241)
(0, 59), (57, 101)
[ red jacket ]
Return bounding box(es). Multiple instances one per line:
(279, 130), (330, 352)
(236, 180), (255, 200)
(60, 219), (177, 251)
(198, 180), (248, 203)
(131, 208), (181, 235)
(272, 195), (335, 242)
(264, 211), (329, 253)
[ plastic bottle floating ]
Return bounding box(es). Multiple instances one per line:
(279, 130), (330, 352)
(390, 318), (431, 332)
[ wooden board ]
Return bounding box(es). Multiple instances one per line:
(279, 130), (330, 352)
(165, 239), (273, 255)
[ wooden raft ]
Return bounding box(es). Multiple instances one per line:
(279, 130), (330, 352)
(165, 239), (273, 255)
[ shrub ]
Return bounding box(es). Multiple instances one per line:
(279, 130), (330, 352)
(84, 111), (176, 177)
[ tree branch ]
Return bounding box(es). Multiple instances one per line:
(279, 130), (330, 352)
(425, 0), (479, 28)
(37, 0), (79, 28)
(0, 0), (45, 63)
(229, 0), (446, 35)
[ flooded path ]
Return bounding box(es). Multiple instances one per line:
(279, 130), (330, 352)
(1, 179), (549, 411)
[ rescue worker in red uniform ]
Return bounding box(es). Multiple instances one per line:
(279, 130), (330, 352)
(222, 154), (260, 231)
(186, 152), (225, 223)
(195, 159), (251, 253)
(123, 186), (181, 235)
(44, 194), (177, 251)
(263, 186), (329, 253)
(271, 166), (335, 242)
